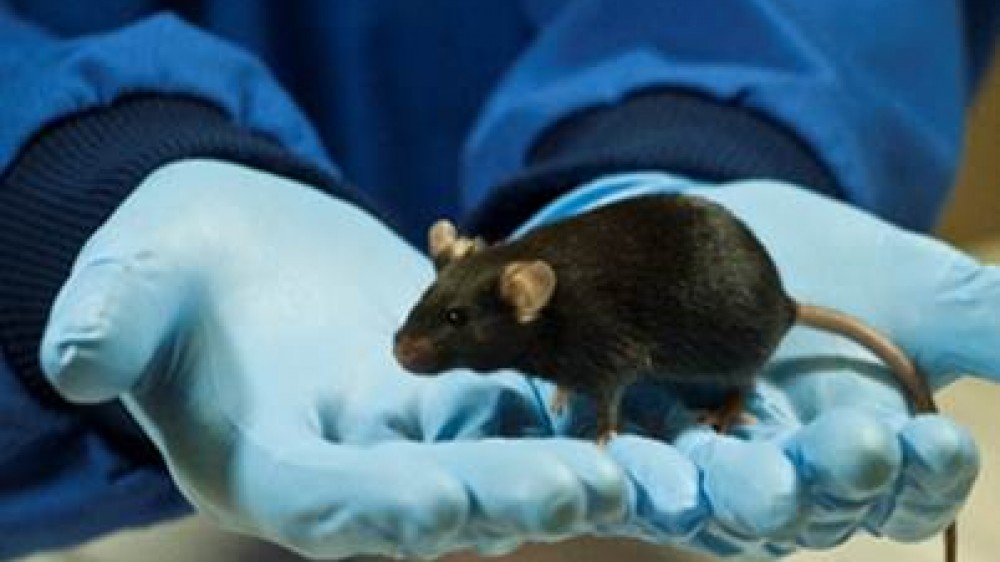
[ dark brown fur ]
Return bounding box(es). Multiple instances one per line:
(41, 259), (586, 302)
(396, 194), (796, 406)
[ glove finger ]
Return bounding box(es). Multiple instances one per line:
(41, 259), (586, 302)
(672, 429), (801, 558)
(783, 408), (902, 548)
(39, 252), (185, 402)
(602, 435), (707, 541)
(425, 439), (627, 555)
(231, 436), (626, 559)
(229, 437), (467, 559)
(867, 415), (979, 541)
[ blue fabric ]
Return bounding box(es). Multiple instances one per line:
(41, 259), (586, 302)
(465, 0), (996, 231)
(0, 0), (997, 556)
(5, 0), (998, 240)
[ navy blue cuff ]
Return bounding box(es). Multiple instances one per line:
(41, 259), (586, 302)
(0, 94), (361, 460)
(465, 89), (840, 240)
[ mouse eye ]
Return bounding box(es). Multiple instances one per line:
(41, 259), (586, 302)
(444, 307), (469, 327)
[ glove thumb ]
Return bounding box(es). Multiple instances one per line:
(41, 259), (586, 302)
(40, 251), (186, 403)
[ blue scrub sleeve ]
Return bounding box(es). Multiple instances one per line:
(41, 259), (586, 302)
(462, 0), (1000, 238)
(0, 9), (364, 557)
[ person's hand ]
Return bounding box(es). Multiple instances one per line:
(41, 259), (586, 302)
(516, 172), (992, 558)
(38, 160), (630, 559)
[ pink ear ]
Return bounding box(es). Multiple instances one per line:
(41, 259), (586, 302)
(428, 220), (487, 270)
(428, 219), (458, 263)
(501, 260), (557, 323)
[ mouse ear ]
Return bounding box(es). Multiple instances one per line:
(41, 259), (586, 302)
(429, 220), (486, 270)
(501, 260), (556, 323)
(429, 219), (458, 264)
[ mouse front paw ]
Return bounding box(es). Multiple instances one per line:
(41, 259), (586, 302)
(595, 429), (619, 448)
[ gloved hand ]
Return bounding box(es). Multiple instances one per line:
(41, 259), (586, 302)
(515, 172), (994, 558)
(38, 160), (628, 559)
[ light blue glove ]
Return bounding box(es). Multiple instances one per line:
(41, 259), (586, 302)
(516, 172), (992, 558)
(38, 160), (628, 559)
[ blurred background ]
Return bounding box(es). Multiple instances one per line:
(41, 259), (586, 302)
(15, 51), (1000, 562)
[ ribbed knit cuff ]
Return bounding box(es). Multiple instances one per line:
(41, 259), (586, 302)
(0, 95), (358, 452)
(465, 89), (841, 240)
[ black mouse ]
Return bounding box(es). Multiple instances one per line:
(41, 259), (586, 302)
(394, 193), (935, 434)
(392, 192), (952, 561)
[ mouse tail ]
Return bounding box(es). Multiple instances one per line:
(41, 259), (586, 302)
(793, 303), (937, 413)
(945, 522), (956, 562)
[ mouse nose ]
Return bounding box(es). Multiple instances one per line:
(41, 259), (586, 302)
(393, 334), (438, 374)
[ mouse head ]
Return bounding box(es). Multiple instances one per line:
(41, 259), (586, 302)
(394, 220), (556, 374)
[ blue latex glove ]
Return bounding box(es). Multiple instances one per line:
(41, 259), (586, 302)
(515, 172), (991, 558)
(38, 160), (628, 559)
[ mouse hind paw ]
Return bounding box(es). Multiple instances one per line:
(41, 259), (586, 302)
(549, 386), (572, 416)
(696, 390), (754, 433)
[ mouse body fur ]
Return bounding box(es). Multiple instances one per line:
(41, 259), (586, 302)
(508, 196), (788, 387)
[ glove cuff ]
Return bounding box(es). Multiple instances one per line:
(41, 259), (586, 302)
(466, 89), (840, 240)
(0, 94), (356, 451)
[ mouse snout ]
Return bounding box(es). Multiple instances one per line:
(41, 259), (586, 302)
(393, 334), (440, 374)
